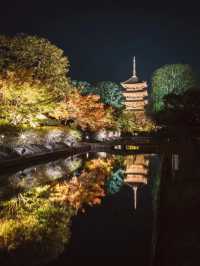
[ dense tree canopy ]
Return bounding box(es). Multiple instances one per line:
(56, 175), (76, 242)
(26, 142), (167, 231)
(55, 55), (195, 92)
(0, 34), (155, 134)
(71, 80), (93, 95)
(95, 81), (124, 109)
(156, 88), (200, 126)
(51, 90), (114, 132)
(115, 111), (137, 133)
(0, 34), (70, 94)
(72, 80), (124, 109)
(0, 34), (71, 125)
(0, 77), (55, 125)
(151, 64), (199, 112)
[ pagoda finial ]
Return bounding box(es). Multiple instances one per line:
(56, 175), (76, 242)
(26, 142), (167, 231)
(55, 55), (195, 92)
(133, 56), (137, 77)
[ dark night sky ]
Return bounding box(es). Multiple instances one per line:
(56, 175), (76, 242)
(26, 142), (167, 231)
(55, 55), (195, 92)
(1, 1), (200, 86)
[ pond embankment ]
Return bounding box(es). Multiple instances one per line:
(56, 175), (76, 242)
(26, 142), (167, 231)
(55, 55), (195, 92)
(0, 143), (91, 174)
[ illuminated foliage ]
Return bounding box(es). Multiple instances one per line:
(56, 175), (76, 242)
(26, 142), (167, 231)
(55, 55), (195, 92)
(51, 90), (115, 131)
(71, 80), (94, 95)
(0, 75), (56, 125)
(51, 158), (114, 210)
(95, 81), (124, 109)
(116, 110), (137, 132)
(151, 64), (199, 112)
(114, 110), (156, 133)
(0, 156), (118, 264)
(106, 168), (124, 195)
(0, 186), (74, 264)
(72, 80), (124, 109)
(0, 34), (71, 126)
(0, 34), (70, 94)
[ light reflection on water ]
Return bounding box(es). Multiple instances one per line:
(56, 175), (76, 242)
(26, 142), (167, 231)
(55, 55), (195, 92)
(0, 152), (159, 266)
(1, 146), (199, 266)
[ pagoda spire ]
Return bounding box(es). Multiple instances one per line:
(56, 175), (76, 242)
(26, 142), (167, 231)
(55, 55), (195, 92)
(133, 186), (138, 210)
(133, 56), (137, 78)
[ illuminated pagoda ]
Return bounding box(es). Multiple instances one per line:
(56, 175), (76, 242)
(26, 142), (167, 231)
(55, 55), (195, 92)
(121, 57), (148, 115)
(124, 155), (150, 210)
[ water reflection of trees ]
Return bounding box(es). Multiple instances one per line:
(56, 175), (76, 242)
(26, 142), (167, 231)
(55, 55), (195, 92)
(0, 153), (154, 265)
(0, 186), (74, 265)
(0, 155), (120, 265)
(0, 156), (83, 200)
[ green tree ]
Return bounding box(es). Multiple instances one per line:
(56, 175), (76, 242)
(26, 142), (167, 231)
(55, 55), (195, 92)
(116, 111), (137, 133)
(72, 80), (124, 109)
(71, 80), (94, 95)
(151, 64), (199, 112)
(106, 168), (124, 195)
(95, 81), (124, 109)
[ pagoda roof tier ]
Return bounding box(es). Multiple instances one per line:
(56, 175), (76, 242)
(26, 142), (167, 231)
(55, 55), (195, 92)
(124, 174), (148, 184)
(125, 170), (149, 175)
(121, 81), (147, 90)
(122, 76), (140, 84)
(124, 101), (146, 109)
(122, 87), (148, 93)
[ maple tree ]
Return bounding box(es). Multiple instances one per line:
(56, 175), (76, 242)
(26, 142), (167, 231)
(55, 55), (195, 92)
(50, 158), (114, 210)
(51, 90), (115, 131)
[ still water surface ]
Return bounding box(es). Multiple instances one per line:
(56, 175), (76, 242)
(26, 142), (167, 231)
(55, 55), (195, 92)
(0, 148), (199, 266)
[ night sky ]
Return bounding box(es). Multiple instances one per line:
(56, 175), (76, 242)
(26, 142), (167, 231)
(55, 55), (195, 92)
(1, 1), (200, 86)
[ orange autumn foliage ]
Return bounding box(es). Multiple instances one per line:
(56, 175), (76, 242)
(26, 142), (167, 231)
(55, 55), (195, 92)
(52, 90), (114, 131)
(50, 158), (114, 211)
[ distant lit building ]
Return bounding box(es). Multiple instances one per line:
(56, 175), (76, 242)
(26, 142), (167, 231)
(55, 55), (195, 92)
(121, 57), (148, 116)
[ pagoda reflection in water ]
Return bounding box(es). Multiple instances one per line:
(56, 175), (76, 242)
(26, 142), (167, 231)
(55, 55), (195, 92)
(124, 155), (150, 210)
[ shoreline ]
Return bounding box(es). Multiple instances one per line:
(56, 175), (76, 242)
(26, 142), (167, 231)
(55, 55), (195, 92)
(0, 144), (91, 174)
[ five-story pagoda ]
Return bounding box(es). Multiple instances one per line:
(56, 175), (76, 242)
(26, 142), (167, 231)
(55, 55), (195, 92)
(121, 57), (148, 116)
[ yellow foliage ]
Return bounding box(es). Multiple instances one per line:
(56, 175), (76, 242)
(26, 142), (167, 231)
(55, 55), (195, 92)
(0, 70), (56, 125)
(0, 157), (118, 257)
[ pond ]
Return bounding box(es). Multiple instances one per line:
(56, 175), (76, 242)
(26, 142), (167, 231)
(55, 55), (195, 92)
(0, 145), (200, 266)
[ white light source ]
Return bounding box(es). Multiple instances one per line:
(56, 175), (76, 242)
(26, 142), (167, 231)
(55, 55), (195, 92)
(20, 133), (26, 140)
